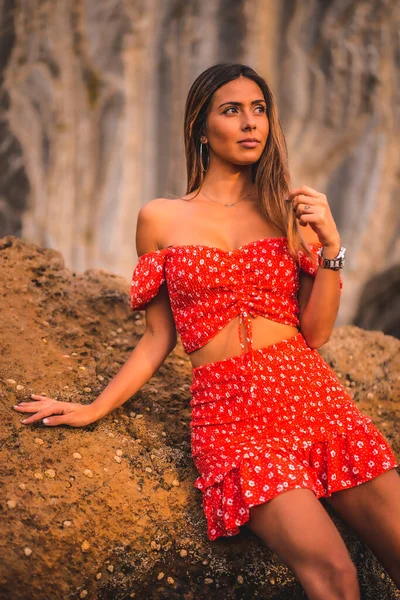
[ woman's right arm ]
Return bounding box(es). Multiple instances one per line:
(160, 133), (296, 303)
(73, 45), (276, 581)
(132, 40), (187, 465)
(90, 283), (177, 421)
(13, 200), (177, 427)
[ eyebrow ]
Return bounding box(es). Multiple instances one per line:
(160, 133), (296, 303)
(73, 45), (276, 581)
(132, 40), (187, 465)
(218, 99), (266, 108)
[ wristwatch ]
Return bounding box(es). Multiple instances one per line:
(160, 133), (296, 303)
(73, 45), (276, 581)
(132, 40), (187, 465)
(317, 246), (346, 270)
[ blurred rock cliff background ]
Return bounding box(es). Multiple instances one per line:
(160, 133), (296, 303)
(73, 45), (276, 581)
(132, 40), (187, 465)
(0, 0), (399, 333)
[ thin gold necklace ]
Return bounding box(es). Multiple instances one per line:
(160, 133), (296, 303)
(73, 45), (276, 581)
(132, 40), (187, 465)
(200, 189), (254, 208)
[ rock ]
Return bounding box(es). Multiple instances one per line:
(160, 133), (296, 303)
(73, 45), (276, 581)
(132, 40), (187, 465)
(63, 521), (72, 528)
(0, 236), (398, 600)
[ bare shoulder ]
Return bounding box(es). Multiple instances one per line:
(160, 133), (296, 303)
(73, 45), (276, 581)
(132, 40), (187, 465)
(135, 198), (175, 256)
(300, 224), (321, 246)
(137, 197), (170, 220)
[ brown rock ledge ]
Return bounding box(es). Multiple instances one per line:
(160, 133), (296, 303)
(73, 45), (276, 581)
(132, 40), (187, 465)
(0, 236), (399, 600)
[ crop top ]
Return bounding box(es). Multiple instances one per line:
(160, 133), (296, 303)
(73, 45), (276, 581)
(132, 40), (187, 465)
(130, 237), (343, 366)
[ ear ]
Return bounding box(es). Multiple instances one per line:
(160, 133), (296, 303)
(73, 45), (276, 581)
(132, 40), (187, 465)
(300, 224), (320, 245)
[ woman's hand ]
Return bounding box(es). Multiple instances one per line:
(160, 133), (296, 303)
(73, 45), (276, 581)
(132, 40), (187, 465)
(12, 395), (98, 428)
(286, 185), (341, 247)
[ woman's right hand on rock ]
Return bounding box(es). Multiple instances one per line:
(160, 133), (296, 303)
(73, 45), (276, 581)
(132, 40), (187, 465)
(12, 395), (98, 428)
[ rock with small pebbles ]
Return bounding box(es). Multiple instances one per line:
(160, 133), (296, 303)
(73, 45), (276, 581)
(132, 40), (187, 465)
(63, 521), (73, 528)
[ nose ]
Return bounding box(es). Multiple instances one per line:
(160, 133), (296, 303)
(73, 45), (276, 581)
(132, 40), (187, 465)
(241, 112), (257, 131)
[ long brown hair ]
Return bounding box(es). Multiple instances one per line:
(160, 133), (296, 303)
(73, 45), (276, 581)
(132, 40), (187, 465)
(183, 62), (314, 263)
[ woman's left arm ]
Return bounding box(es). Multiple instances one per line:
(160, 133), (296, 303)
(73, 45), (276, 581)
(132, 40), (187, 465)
(287, 185), (343, 348)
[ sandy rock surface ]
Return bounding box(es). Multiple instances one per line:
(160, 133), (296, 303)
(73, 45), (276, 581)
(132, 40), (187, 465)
(0, 236), (399, 599)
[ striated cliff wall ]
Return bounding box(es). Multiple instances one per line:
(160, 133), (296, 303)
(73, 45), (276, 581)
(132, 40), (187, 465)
(0, 0), (399, 330)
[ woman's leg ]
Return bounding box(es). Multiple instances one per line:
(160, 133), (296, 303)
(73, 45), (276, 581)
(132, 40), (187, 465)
(325, 467), (400, 587)
(245, 487), (360, 600)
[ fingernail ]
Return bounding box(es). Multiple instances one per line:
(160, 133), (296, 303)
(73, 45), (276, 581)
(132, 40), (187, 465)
(21, 419), (26, 423)
(43, 418), (49, 424)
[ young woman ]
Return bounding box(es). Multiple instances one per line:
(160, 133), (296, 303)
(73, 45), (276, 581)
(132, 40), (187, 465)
(14, 63), (400, 598)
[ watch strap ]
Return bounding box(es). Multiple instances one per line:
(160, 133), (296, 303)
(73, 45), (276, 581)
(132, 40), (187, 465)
(317, 246), (346, 270)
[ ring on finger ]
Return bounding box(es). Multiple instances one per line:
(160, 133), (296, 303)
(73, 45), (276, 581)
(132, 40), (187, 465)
(303, 204), (311, 211)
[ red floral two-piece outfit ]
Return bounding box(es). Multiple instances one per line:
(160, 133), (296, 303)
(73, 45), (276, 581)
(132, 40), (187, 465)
(130, 237), (398, 541)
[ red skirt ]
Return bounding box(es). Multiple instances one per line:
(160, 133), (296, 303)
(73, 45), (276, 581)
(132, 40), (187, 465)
(189, 332), (398, 541)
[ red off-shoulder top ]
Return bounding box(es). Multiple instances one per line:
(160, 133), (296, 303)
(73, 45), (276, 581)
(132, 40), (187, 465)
(129, 237), (343, 356)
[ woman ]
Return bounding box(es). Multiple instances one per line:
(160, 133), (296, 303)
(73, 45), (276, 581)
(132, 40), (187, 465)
(13, 63), (400, 598)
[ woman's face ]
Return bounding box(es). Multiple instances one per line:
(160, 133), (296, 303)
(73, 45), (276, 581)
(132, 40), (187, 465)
(203, 76), (269, 167)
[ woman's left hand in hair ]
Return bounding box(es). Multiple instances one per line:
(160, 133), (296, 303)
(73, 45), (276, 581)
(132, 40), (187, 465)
(286, 185), (340, 246)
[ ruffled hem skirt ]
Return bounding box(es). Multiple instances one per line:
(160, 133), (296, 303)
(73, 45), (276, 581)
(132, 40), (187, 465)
(189, 332), (398, 542)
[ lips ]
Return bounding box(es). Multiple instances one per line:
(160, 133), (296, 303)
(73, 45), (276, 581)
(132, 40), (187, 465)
(238, 138), (260, 143)
(238, 140), (260, 148)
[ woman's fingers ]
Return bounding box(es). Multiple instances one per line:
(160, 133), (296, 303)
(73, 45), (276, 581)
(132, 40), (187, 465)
(19, 412), (48, 425)
(12, 399), (94, 428)
(13, 397), (57, 417)
(13, 402), (50, 413)
(13, 398), (66, 425)
(41, 413), (77, 427)
(287, 186), (321, 200)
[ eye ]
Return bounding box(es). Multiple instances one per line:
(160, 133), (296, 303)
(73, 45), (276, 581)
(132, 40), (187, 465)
(222, 105), (266, 115)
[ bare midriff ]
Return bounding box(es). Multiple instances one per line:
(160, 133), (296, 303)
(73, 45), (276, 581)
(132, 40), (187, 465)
(188, 315), (299, 368)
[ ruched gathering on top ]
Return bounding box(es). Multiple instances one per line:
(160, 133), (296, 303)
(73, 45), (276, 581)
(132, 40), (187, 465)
(129, 237), (343, 358)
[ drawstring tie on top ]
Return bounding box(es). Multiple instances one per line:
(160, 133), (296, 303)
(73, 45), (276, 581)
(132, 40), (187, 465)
(238, 309), (257, 394)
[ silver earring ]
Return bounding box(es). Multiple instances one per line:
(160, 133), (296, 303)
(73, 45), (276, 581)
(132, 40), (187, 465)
(200, 142), (209, 172)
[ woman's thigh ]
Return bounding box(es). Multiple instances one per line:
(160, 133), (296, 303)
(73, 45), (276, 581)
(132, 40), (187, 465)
(324, 468), (400, 583)
(245, 487), (356, 577)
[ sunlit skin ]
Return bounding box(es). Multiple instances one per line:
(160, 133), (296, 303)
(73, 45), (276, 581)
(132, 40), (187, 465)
(11, 75), (400, 593)
(197, 76), (269, 202)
